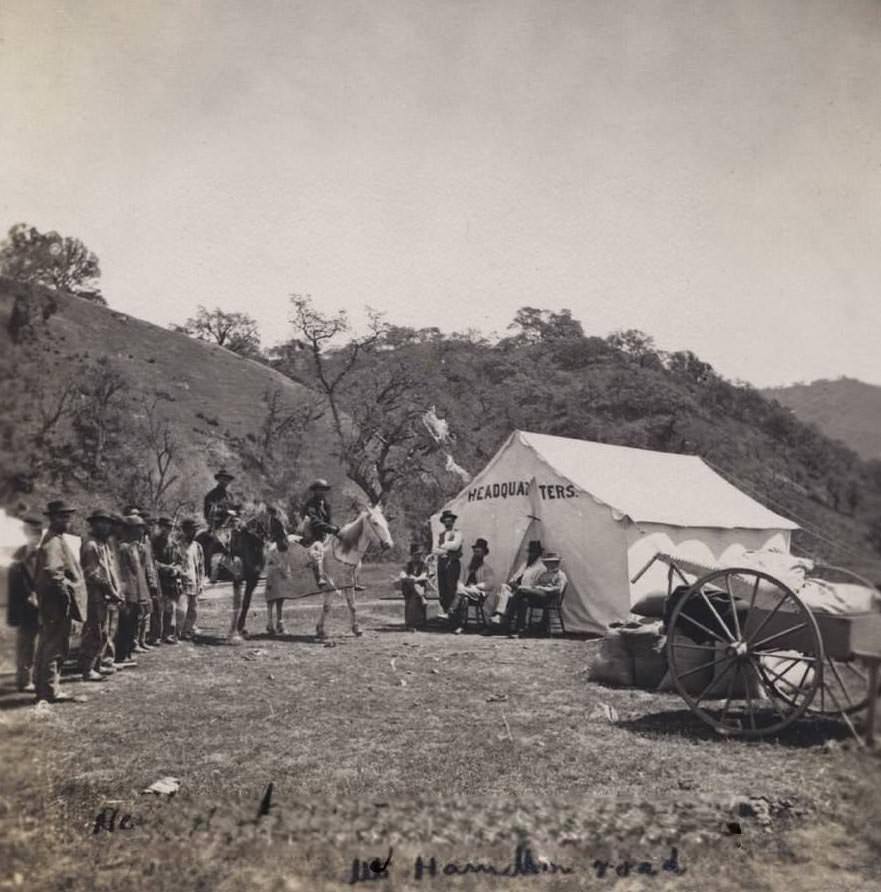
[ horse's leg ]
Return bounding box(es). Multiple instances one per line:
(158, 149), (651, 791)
(315, 553), (333, 639)
(239, 573), (257, 633)
(228, 579), (243, 641)
(347, 584), (361, 636)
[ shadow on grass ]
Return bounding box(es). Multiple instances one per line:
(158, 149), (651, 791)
(267, 633), (324, 645)
(618, 707), (853, 748)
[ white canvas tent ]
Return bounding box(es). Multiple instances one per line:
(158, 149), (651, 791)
(431, 430), (798, 635)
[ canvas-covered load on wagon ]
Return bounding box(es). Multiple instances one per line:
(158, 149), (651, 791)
(618, 548), (881, 739)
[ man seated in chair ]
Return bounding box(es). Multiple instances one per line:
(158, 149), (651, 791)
(448, 538), (496, 635)
(490, 539), (545, 626)
(506, 551), (567, 637)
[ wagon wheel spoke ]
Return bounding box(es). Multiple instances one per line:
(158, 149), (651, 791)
(745, 589), (791, 647)
(840, 662), (869, 686)
(673, 642), (717, 652)
(821, 684), (864, 746)
(693, 656), (735, 708)
(698, 587), (736, 643)
(744, 668), (757, 731)
(676, 656), (722, 681)
(748, 660), (788, 725)
(678, 611), (728, 645)
(723, 575), (742, 640)
(827, 659), (857, 709)
(763, 658), (814, 707)
(751, 623), (808, 652)
(718, 662), (742, 727)
(754, 651), (817, 664)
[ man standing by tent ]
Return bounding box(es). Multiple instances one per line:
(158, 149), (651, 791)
(433, 510), (463, 618)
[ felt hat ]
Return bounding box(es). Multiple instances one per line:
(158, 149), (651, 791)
(180, 517), (198, 529)
(87, 509), (115, 524)
(439, 510), (457, 523)
(471, 538), (490, 553)
(214, 469), (235, 482)
(309, 478), (331, 491)
(542, 551), (561, 563)
(125, 514), (145, 528)
(123, 505), (142, 516)
(157, 516), (173, 527)
(45, 499), (76, 516)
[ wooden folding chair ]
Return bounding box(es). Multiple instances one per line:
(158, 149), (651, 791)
(525, 583), (568, 636)
(461, 592), (488, 630)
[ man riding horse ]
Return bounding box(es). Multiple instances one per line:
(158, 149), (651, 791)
(204, 469), (238, 531)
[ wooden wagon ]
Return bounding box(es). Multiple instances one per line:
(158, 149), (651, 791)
(631, 553), (881, 742)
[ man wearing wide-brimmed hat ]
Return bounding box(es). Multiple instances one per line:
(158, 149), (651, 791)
(152, 516), (183, 643)
(6, 512), (44, 692)
(490, 539), (546, 627)
(432, 510), (463, 617)
(33, 500), (85, 703)
(114, 515), (151, 664)
(203, 468), (238, 531)
(79, 509), (123, 681)
(177, 517), (205, 640)
(300, 479), (339, 545)
(505, 551), (568, 637)
(400, 543), (430, 631)
(448, 537), (497, 634)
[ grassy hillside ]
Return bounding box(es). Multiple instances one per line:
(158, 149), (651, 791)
(3, 279), (880, 581)
(0, 277), (350, 522)
(764, 378), (881, 461)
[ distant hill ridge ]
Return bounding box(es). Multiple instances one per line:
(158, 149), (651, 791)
(764, 378), (881, 461)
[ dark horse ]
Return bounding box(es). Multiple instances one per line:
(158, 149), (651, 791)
(195, 504), (282, 639)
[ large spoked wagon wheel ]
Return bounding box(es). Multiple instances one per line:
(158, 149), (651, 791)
(666, 568), (823, 738)
(801, 565), (881, 718)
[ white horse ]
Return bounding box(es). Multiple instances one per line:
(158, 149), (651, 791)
(314, 503), (393, 639)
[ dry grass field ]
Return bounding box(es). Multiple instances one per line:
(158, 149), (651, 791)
(2, 565), (880, 892)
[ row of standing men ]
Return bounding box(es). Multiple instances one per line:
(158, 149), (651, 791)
(7, 500), (207, 704)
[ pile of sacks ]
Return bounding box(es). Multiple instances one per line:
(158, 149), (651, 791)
(587, 588), (748, 695)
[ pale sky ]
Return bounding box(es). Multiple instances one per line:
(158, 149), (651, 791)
(2, 0), (880, 387)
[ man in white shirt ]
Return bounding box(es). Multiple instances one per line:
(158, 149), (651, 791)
(490, 540), (545, 625)
(506, 552), (568, 637)
(178, 518), (205, 640)
(433, 510), (462, 618)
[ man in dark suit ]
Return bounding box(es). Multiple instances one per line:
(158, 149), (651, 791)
(6, 512), (43, 692)
(203, 469), (237, 530)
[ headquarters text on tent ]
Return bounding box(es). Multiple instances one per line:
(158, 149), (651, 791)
(466, 481), (578, 503)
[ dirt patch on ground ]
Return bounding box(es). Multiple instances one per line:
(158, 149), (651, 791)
(1, 568), (880, 890)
